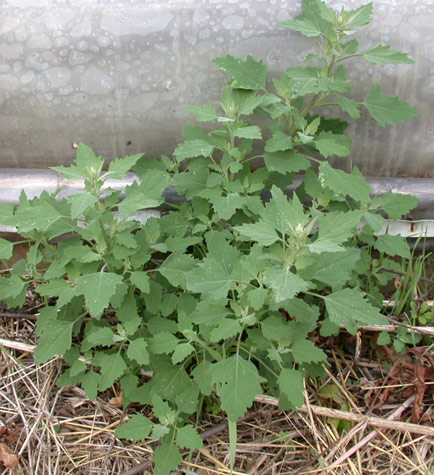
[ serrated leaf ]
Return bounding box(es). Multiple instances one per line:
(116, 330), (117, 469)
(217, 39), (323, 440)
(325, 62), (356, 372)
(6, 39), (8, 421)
(0, 275), (27, 300)
(246, 287), (269, 310)
(345, 2), (373, 27)
(363, 45), (414, 66)
(76, 272), (123, 318)
(118, 170), (169, 217)
(266, 186), (308, 235)
(280, 0), (334, 38)
(148, 332), (179, 354)
(15, 200), (62, 233)
(103, 154), (143, 179)
(186, 104), (218, 122)
(176, 425), (203, 450)
(37, 279), (76, 308)
(211, 354), (265, 421)
(371, 191), (419, 219)
(319, 162), (371, 202)
(233, 221), (280, 246)
(314, 131), (352, 158)
(129, 271), (150, 293)
(0, 238), (13, 259)
(213, 54), (266, 90)
(264, 150), (310, 175)
(336, 95), (360, 119)
(94, 351), (127, 391)
(364, 85), (418, 127)
(159, 253), (196, 288)
(81, 371), (100, 399)
(84, 327), (115, 348)
(233, 126), (262, 139)
(278, 368), (305, 408)
(324, 288), (387, 334)
(192, 361), (214, 396)
(153, 443), (182, 475)
(309, 210), (363, 254)
(52, 143), (103, 179)
(374, 234), (410, 259)
(210, 193), (246, 220)
(171, 342), (195, 364)
(291, 339), (326, 363)
(263, 267), (310, 302)
(117, 293), (142, 335)
(34, 319), (74, 364)
(210, 318), (242, 342)
(127, 338), (150, 365)
(187, 258), (233, 300)
(265, 131), (293, 153)
(174, 139), (214, 162)
(115, 414), (152, 441)
(261, 315), (292, 344)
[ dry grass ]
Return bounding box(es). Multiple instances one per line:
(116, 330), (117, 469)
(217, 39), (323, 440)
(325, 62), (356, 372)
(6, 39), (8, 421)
(0, 310), (433, 475)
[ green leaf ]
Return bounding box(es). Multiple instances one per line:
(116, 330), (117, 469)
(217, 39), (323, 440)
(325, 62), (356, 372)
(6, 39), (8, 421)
(173, 166), (209, 200)
(266, 186), (308, 234)
(211, 354), (265, 421)
(363, 45), (414, 66)
(76, 272), (124, 318)
(291, 339), (326, 364)
(81, 371), (100, 399)
(186, 104), (218, 122)
(345, 2), (373, 27)
(174, 139), (214, 162)
(278, 368), (305, 409)
(52, 143), (103, 179)
(279, 0), (334, 37)
(0, 275), (27, 300)
(129, 271), (150, 293)
(233, 126), (262, 139)
(34, 319), (74, 364)
(370, 192), (419, 219)
(374, 234), (411, 259)
(118, 170), (169, 217)
(37, 279), (76, 308)
(115, 414), (152, 441)
(153, 443), (182, 475)
(265, 131), (293, 153)
(15, 200), (62, 233)
(233, 221), (280, 246)
(264, 150), (310, 175)
(94, 351), (127, 391)
(263, 267), (310, 302)
(148, 332), (179, 354)
(192, 361), (214, 396)
(314, 132), (352, 158)
(103, 154), (143, 180)
(117, 294), (142, 335)
(363, 85), (418, 127)
(213, 54), (267, 90)
(210, 193), (246, 220)
(309, 210), (363, 254)
(335, 96), (360, 119)
(319, 162), (371, 202)
(187, 258), (233, 300)
(324, 288), (387, 334)
(127, 338), (150, 365)
(0, 238), (13, 259)
(210, 319), (242, 342)
(172, 342), (195, 364)
(84, 327), (115, 348)
(261, 315), (293, 344)
(159, 253), (196, 288)
(176, 425), (203, 450)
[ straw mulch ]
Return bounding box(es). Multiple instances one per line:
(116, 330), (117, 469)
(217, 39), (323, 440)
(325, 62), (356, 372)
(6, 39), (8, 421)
(0, 305), (433, 475)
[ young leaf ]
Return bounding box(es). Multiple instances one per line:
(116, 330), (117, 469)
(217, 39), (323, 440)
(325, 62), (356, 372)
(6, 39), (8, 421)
(69, 193), (98, 219)
(363, 86), (418, 127)
(263, 267), (310, 302)
(176, 425), (204, 450)
(213, 54), (267, 90)
(210, 354), (265, 421)
(186, 104), (218, 122)
(76, 272), (124, 318)
(335, 96), (361, 119)
(324, 288), (387, 334)
(345, 2), (373, 27)
(278, 368), (305, 408)
(115, 414), (152, 441)
(363, 45), (414, 66)
(265, 131), (293, 153)
(291, 339), (326, 364)
(319, 162), (371, 202)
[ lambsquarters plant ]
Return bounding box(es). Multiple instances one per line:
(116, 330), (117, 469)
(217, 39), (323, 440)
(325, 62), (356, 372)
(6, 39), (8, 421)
(0, 1), (420, 472)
